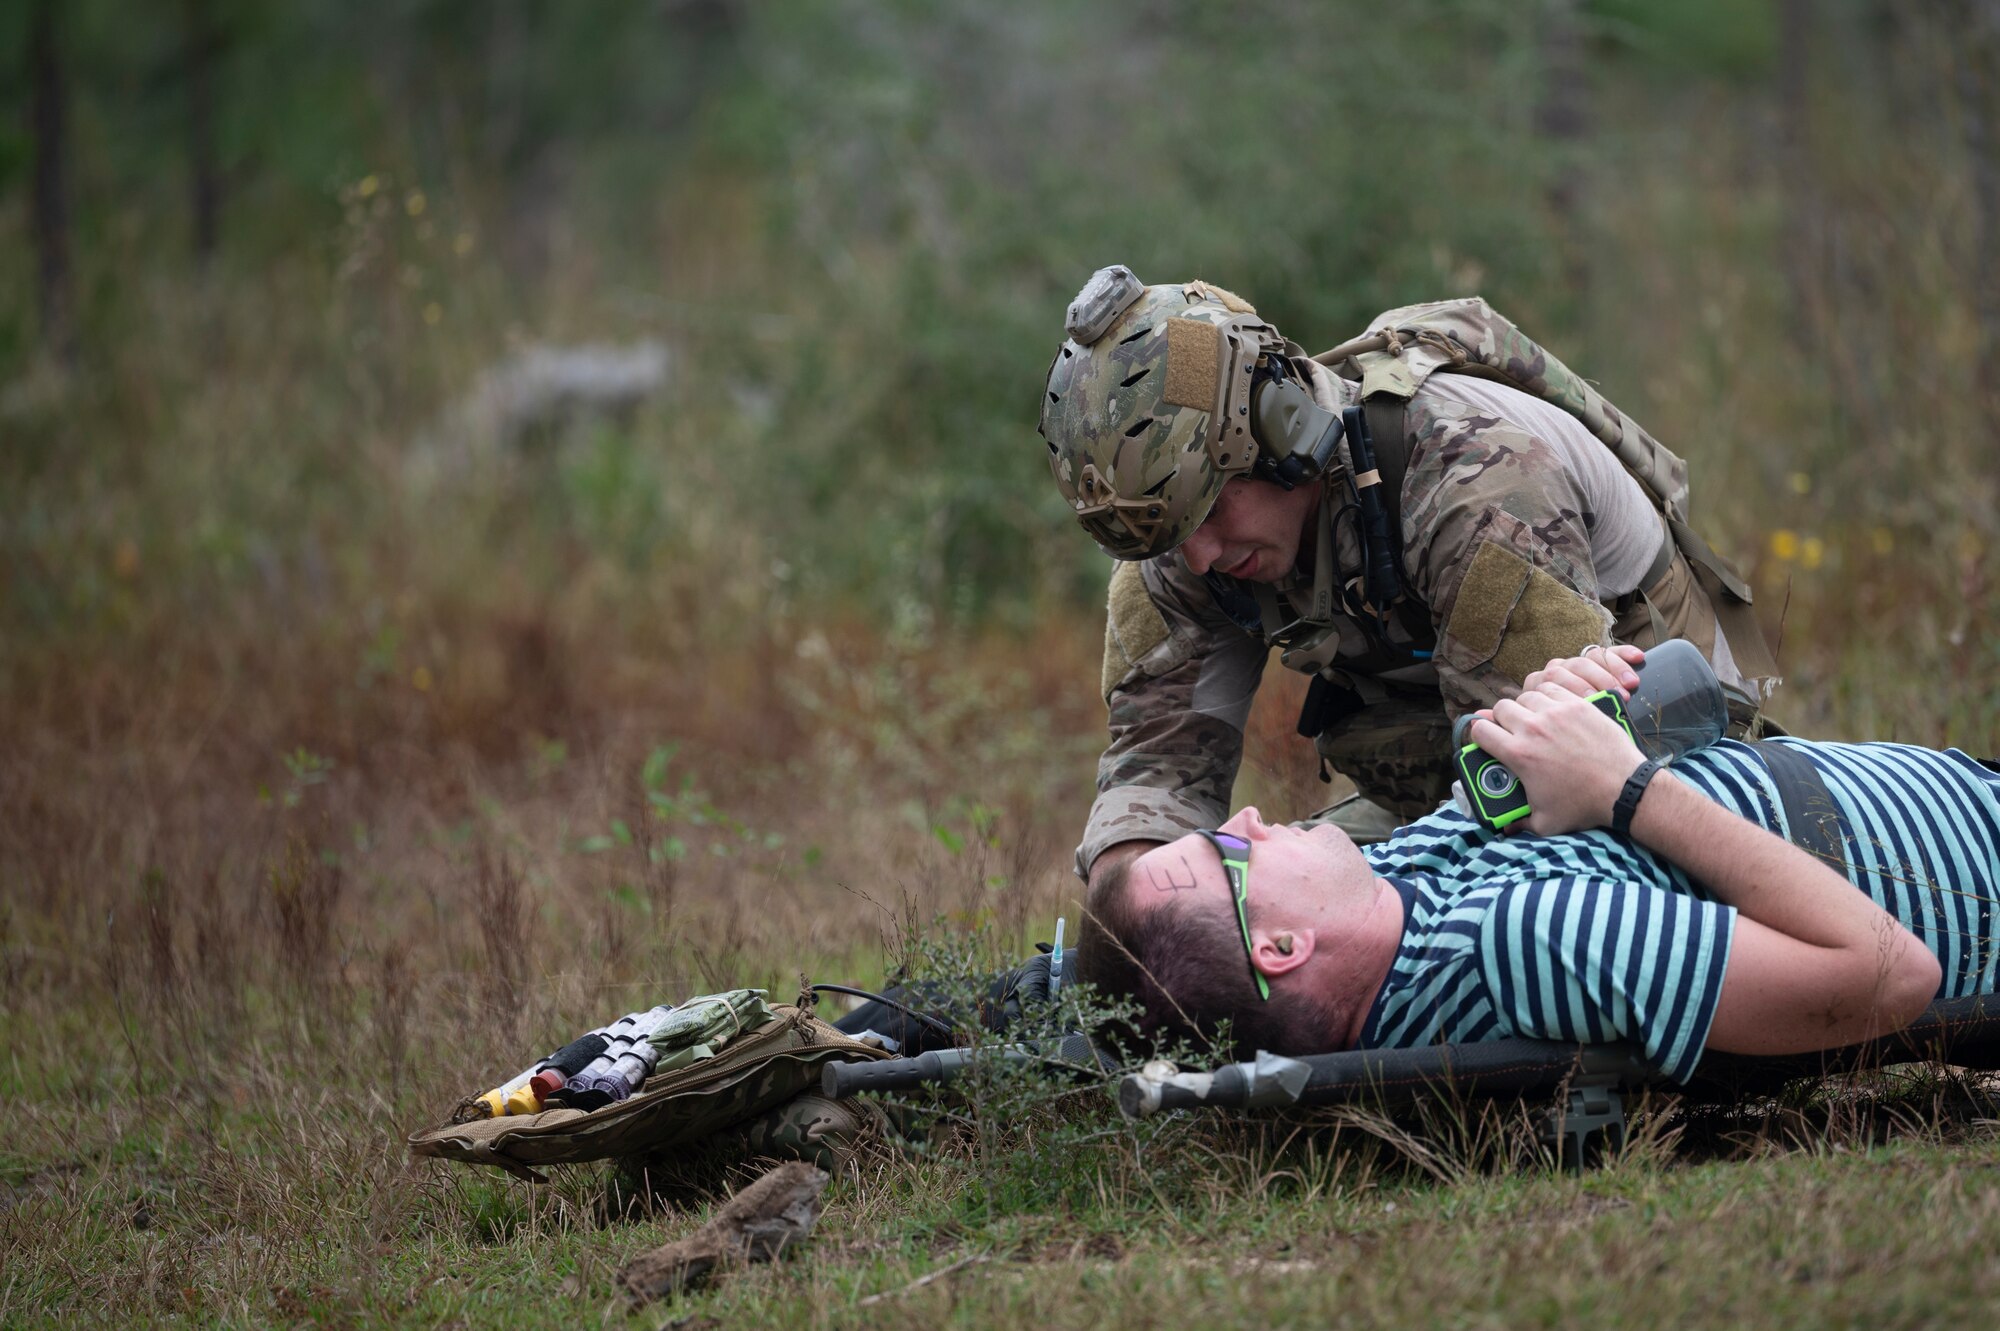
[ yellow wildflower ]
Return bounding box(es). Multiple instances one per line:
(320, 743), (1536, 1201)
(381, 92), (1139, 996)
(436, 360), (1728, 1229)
(411, 666), (434, 693)
(1768, 529), (1800, 561)
(1801, 537), (1825, 570)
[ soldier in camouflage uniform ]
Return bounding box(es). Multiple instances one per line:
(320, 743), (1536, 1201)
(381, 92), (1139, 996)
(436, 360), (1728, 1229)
(1038, 267), (1778, 896)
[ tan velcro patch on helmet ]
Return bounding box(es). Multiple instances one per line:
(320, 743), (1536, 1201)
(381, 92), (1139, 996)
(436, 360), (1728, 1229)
(1162, 317), (1221, 412)
(1447, 539), (1611, 684)
(1103, 562), (1170, 701)
(1186, 280), (1255, 314)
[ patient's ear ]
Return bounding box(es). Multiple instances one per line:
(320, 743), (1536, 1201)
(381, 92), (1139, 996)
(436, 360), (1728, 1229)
(1252, 927), (1316, 978)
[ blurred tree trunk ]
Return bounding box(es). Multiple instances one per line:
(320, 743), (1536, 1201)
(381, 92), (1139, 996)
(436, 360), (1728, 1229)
(29, 0), (75, 364)
(1953, 0), (2000, 426)
(1536, 0), (1590, 298)
(1777, 0), (1822, 350)
(184, 0), (222, 269)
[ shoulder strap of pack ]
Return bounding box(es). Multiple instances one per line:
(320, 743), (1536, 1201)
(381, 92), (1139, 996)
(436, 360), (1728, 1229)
(1747, 740), (1850, 873)
(1316, 303), (1693, 515)
(1316, 302), (1779, 678)
(1361, 394), (1411, 552)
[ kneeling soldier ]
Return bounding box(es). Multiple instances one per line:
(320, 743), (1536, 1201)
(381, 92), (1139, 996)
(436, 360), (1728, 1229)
(1037, 268), (1779, 904)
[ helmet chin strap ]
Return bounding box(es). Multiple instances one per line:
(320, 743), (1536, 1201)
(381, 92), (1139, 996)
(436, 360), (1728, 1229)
(1274, 480), (1339, 620)
(1305, 481), (1338, 624)
(1255, 480), (1342, 646)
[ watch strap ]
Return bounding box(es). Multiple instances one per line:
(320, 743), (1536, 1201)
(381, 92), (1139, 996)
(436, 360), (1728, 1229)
(1611, 758), (1665, 838)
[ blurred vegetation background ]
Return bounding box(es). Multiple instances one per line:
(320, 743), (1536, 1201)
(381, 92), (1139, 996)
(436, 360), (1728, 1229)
(4, 4), (2000, 1321)
(5, 0), (1998, 722)
(6, 0), (2000, 986)
(4, 0), (1999, 948)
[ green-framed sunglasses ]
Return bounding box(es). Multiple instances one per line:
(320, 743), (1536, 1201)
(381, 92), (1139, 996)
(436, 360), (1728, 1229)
(1196, 828), (1270, 1001)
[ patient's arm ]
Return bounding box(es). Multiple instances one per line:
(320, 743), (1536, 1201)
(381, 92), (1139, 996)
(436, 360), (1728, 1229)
(1626, 774), (1940, 1054)
(1467, 685), (1942, 1056)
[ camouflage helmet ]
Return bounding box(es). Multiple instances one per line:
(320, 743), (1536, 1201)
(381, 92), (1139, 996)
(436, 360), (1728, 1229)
(1039, 267), (1288, 560)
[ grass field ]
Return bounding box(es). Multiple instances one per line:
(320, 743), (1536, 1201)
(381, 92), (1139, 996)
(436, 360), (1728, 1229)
(5, 266), (1998, 1325)
(8, 5), (2000, 1323)
(7, 279), (2000, 1321)
(5, 574), (2000, 1327)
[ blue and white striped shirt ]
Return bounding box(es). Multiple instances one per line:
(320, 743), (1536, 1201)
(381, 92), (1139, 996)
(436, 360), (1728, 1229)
(1356, 739), (2000, 1083)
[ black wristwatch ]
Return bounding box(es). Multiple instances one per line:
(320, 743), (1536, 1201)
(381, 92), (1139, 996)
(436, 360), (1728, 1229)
(1611, 758), (1665, 838)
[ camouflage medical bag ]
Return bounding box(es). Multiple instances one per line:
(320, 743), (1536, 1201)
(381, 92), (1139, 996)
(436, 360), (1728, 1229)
(407, 1005), (889, 1181)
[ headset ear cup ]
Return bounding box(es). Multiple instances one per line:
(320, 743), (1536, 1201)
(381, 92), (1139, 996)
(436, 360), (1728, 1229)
(1245, 358), (1282, 461)
(1248, 371), (1346, 489)
(1243, 362), (1289, 486)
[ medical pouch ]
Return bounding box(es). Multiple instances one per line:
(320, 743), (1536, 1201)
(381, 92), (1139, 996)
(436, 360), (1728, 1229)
(407, 1005), (889, 1180)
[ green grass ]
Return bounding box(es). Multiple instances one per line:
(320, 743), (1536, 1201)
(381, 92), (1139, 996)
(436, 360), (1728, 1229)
(6, 824), (1999, 1330)
(6, 4), (2000, 1324)
(6, 1037), (1997, 1329)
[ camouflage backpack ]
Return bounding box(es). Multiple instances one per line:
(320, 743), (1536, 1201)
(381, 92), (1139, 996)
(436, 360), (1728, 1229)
(407, 1005), (889, 1181)
(1315, 297), (1777, 678)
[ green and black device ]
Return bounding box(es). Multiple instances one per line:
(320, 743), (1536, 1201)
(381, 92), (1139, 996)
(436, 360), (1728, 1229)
(1454, 691), (1637, 831)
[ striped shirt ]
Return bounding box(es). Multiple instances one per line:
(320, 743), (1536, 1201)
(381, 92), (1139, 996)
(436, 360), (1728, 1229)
(1355, 739), (2000, 1083)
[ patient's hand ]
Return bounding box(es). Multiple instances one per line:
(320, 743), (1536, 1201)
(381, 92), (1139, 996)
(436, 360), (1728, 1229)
(1521, 643), (1644, 701)
(1465, 682), (1649, 835)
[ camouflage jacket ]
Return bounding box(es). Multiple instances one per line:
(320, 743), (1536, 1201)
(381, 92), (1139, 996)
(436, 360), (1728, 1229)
(1079, 360), (1745, 876)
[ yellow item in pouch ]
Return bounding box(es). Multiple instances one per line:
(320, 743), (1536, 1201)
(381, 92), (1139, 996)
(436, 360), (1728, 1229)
(469, 1076), (543, 1119)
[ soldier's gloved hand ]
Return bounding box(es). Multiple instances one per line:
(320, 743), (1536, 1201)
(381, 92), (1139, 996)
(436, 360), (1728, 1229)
(987, 951), (1055, 1028)
(828, 949), (1058, 1053)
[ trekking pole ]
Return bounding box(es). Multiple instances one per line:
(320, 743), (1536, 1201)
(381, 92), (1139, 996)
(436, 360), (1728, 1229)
(1116, 1051), (1313, 1119)
(1116, 1041), (1659, 1121)
(821, 1031), (1108, 1099)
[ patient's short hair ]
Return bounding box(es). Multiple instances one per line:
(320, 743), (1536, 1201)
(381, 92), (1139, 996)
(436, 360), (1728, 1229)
(1075, 852), (1342, 1059)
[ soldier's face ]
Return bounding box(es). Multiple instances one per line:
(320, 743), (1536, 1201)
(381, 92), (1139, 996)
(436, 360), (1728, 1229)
(1179, 477), (1322, 583)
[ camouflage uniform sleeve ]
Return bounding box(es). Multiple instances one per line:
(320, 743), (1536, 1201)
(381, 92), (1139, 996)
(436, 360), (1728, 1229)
(1401, 393), (1616, 720)
(1077, 556), (1267, 878)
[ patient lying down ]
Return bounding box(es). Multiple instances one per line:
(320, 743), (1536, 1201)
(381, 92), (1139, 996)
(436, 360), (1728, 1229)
(1076, 647), (1998, 1085)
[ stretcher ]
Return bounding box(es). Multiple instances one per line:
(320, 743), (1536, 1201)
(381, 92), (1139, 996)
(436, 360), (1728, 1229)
(1111, 994), (2000, 1166)
(819, 995), (2000, 1169)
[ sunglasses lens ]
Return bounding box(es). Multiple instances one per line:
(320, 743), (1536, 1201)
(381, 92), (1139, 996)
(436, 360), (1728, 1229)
(1198, 830), (1269, 1002)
